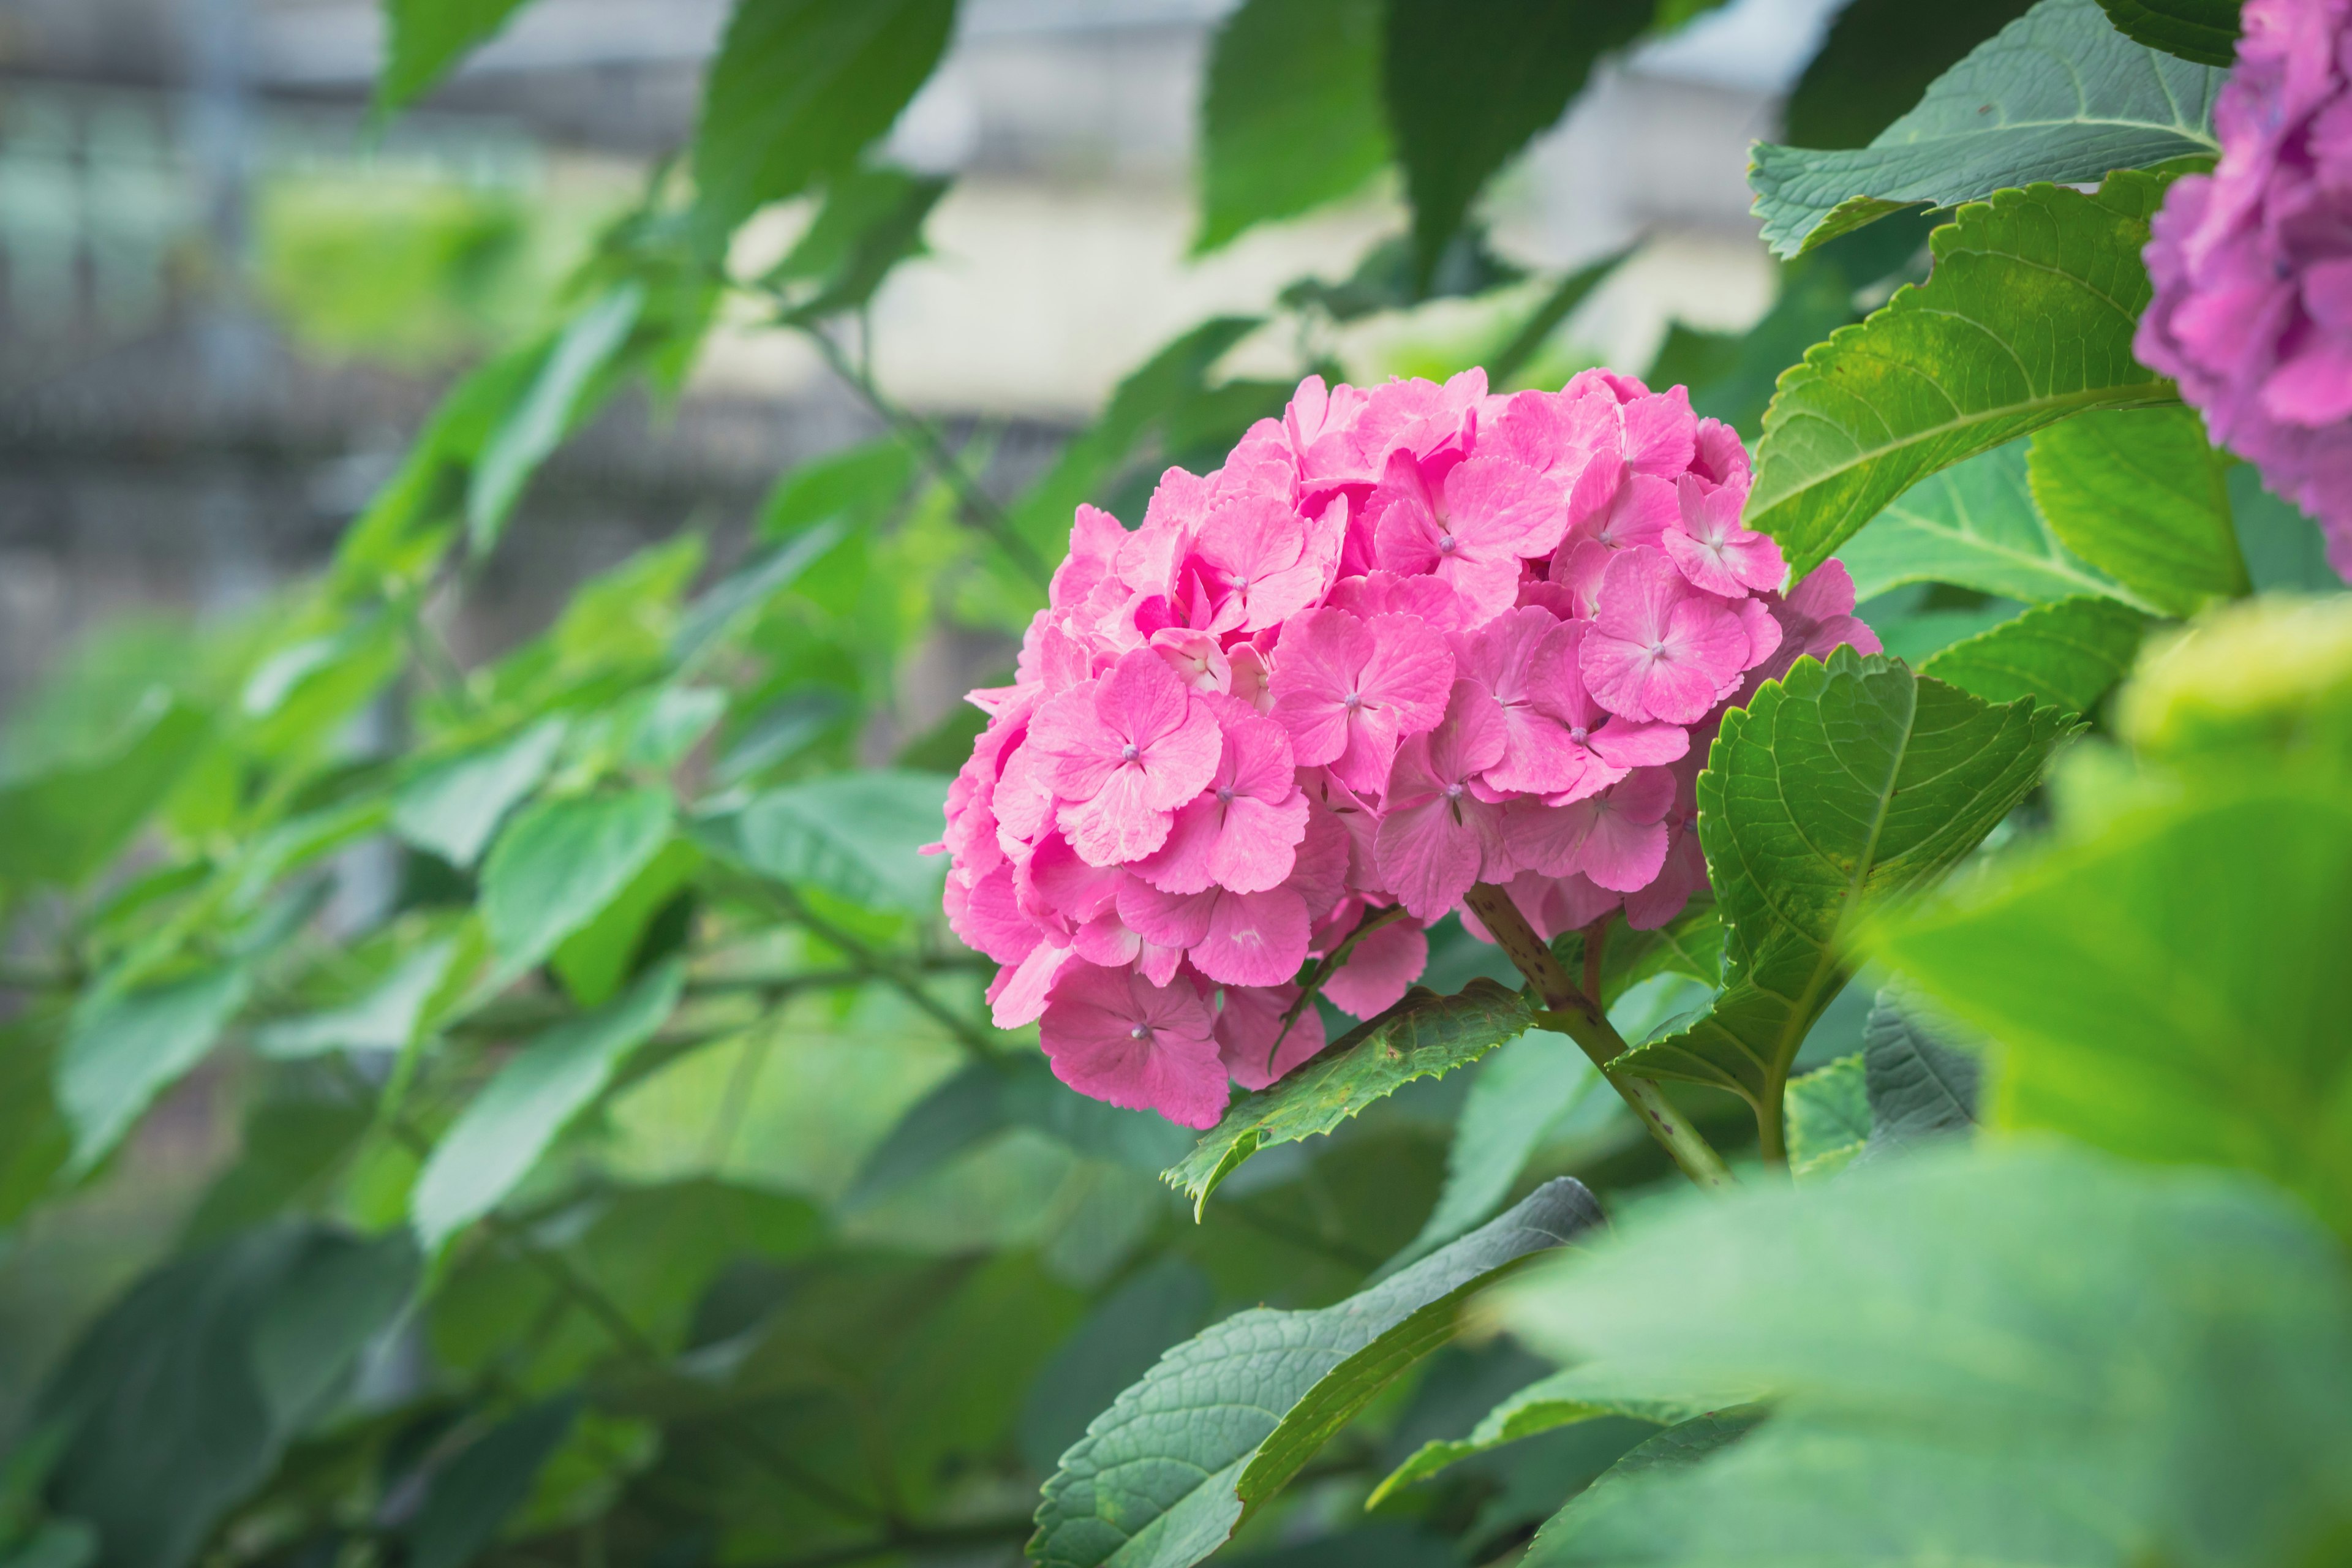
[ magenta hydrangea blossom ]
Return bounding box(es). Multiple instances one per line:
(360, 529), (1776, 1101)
(2137, 0), (2352, 578)
(934, 368), (1877, 1127)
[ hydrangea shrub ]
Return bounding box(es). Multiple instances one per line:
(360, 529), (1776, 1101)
(936, 369), (1878, 1126)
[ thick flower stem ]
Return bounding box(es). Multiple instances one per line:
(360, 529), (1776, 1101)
(1465, 883), (1735, 1194)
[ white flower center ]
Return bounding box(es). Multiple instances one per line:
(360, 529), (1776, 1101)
(1342, 692), (1363, 711)
(1129, 1023), (1153, 1041)
(1120, 742), (1140, 761)
(1569, 725), (1591, 745)
(1442, 782), (1464, 801)
(1438, 533), (1457, 554)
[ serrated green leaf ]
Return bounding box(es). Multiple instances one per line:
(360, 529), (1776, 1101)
(1194, 0), (1390, 254)
(1862, 989), (1980, 1150)
(694, 768), (949, 915)
(1747, 173), (2181, 581)
(1836, 442), (2143, 607)
(1370, 1362), (1762, 1507)
(1030, 1180), (1600, 1568)
(0, 695), (210, 890)
(411, 961), (684, 1248)
(2027, 406), (2252, 614)
(1920, 596), (2152, 715)
(690, 0), (956, 238)
(1489, 1146), (2352, 1565)
(1614, 650), (2073, 1109)
(377, 0), (536, 112)
(1750, 0), (2221, 257)
(1020, 1258), (1215, 1477)
(1784, 1054), (1868, 1177)
(1779, 0), (2035, 151)
(2095, 0), (2241, 66)
(480, 790), (675, 979)
(1874, 782), (2352, 1231)
(1163, 979), (1534, 1213)
(59, 967), (252, 1177)
(1522, 1406), (1770, 1566)
(391, 720), (566, 871)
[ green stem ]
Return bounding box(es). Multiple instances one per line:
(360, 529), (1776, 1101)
(1756, 1081), (1788, 1172)
(1464, 883), (1734, 1194)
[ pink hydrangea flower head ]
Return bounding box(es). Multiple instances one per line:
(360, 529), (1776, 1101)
(2136, 0), (2352, 578)
(937, 365), (1872, 1123)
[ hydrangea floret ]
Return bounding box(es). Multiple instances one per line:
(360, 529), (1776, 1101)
(933, 368), (1879, 1127)
(2138, 0), (2352, 579)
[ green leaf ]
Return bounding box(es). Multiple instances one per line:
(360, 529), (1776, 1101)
(1874, 781), (2352, 1231)
(1019, 1257), (1215, 1476)
(754, 437), (918, 543)
(1784, 1054), (1868, 1177)
(670, 519), (850, 669)
(377, 0), (536, 111)
(0, 1021), (69, 1230)
(1386, 1030), (1597, 1271)
(0, 695), (209, 889)
(1382, 0), (1650, 287)
(2095, 0), (2241, 66)
(1490, 1145), (2352, 1566)
(411, 960), (684, 1248)
(1615, 650), (2074, 1108)
(1861, 989), (1980, 1150)
(690, 0), (957, 238)
(1522, 1406), (1770, 1565)
(1194, 0), (1390, 254)
(2027, 405), (2252, 614)
(59, 967), (253, 1177)
(764, 165), (951, 325)
(694, 769), (949, 915)
(34, 1223), (417, 1568)
(549, 839), (701, 1008)
(1370, 1361), (1761, 1506)
(1030, 1180), (1600, 1568)
(1749, 0), (2222, 257)
(1746, 173), (2180, 579)
(404, 1398), (580, 1568)
(468, 283), (646, 554)
(1835, 442), (2143, 607)
(254, 937), (464, 1060)
(391, 720), (567, 870)
(480, 790), (676, 978)
(1164, 979), (1535, 1216)
(1779, 0), (2036, 151)
(1919, 595), (2152, 715)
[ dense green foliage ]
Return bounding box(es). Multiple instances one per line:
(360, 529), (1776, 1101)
(4, 2), (2348, 1568)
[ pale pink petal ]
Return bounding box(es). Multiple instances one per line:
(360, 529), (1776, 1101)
(1205, 792), (1311, 893)
(1444, 453), (1570, 564)
(1118, 878), (1218, 949)
(1586, 717), (1691, 769)
(1320, 918), (1428, 1018)
(1270, 608), (1368, 767)
(990, 939), (1076, 1028)
(950, 863), (1041, 965)
(1374, 791), (1487, 921)
(1060, 768), (1174, 866)
(1578, 769), (1676, 892)
(1192, 886), (1311, 986)
(1040, 964), (1229, 1128)
(1619, 386), (1698, 475)
(1624, 825), (1708, 930)
(1215, 983), (1326, 1090)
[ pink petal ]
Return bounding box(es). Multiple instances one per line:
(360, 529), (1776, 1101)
(1444, 453), (1570, 562)
(1040, 964), (1229, 1129)
(1060, 768), (1174, 866)
(1118, 878), (1217, 949)
(1321, 918), (1428, 1019)
(1215, 983), (1326, 1090)
(1373, 771), (1499, 922)
(1359, 612), (1456, 732)
(1191, 887), (1311, 986)
(1586, 717), (1690, 769)
(950, 863), (1041, 965)
(1270, 608), (1368, 767)
(990, 939), (1076, 1028)
(1206, 792), (1311, 894)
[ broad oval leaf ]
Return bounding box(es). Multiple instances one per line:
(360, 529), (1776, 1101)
(378, 0), (536, 111)
(2026, 405), (2252, 615)
(1750, 0), (2222, 257)
(1030, 1179), (1600, 1568)
(1784, 1054), (1869, 1178)
(1194, 0), (1390, 254)
(0, 695), (211, 891)
(391, 720), (567, 871)
(1918, 595), (2152, 715)
(1614, 650), (2075, 1108)
(1163, 978), (1534, 1215)
(695, 768), (951, 915)
(469, 284), (646, 555)
(1861, 988), (1981, 1150)
(1521, 1406), (1771, 1566)
(59, 967), (253, 1177)
(480, 790), (676, 979)
(1746, 173), (2180, 579)
(2095, 0), (2241, 66)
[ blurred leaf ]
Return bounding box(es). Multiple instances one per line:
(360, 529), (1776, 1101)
(2095, 0), (2241, 65)
(1746, 174), (2178, 579)
(1031, 1180), (1600, 1568)
(255, 937), (463, 1060)
(1019, 1257), (1215, 1475)
(392, 721), (566, 871)
(1783, 1054), (1867, 1177)
(1522, 1407), (1769, 1564)
(1279, 227), (1525, 325)
(764, 165), (949, 324)
(403, 1398), (579, 1568)
(623, 687), (726, 769)
(1836, 442), (2143, 607)
(1750, 0), (2222, 257)
(717, 688), (856, 783)
(754, 438), (918, 543)
(412, 960), (685, 1248)
(671, 521), (848, 669)
(1618, 651), (2073, 1110)
(334, 344), (540, 588)
(2027, 406), (2251, 614)
(691, 0), (957, 238)
(1371, 1360), (1758, 1506)
(1195, 0), (1389, 254)
(0, 696), (209, 890)
(378, 0), (536, 111)
(1875, 782), (2352, 1231)
(1386, 1030), (1597, 1272)
(34, 1223), (417, 1568)
(1919, 596), (2150, 715)
(1781, 0), (2035, 149)
(59, 967), (252, 1177)
(1488, 245), (1635, 387)
(550, 839), (701, 1008)
(1490, 1146), (2352, 1566)
(180, 1091), (374, 1246)
(0, 1021), (69, 1229)
(469, 284), (646, 555)
(694, 769), (949, 914)
(1381, 0), (1649, 287)
(480, 791), (676, 978)
(1166, 979), (1535, 1216)
(549, 535), (706, 673)
(1861, 989), (1980, 1151)
(2, 1521), (96, 1568)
